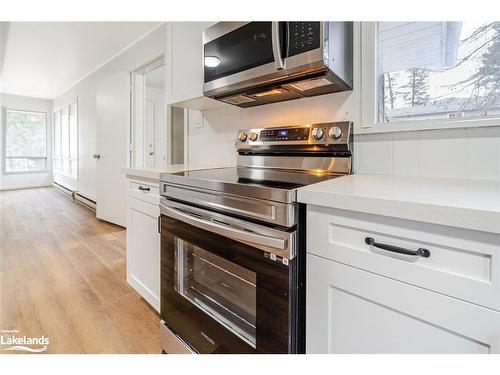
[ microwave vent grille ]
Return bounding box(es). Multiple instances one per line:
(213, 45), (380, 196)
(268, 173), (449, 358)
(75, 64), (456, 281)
(287, 77), (332, 92)
(221, 95), (257, 105)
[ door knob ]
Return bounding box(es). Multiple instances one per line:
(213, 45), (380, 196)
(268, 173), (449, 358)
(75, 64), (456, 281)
(93, 153), (101, 159)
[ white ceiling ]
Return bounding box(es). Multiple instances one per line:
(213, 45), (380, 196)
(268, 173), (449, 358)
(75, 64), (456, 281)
(0, 22), (161, 99)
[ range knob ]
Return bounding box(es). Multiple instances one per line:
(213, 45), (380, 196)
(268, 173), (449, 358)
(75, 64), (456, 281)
(312, 128), (325, 141)
(328, 126), (343, 139)
(249, 132), (259, 142)
(238, 132), (247, 142)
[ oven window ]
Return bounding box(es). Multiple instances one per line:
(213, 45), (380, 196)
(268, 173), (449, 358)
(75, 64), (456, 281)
(174, 238), (257, 347)
(204, 22), (274, 83)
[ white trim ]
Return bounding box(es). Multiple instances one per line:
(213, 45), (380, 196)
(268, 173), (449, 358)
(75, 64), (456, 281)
(355, 117), (500, 134)
(360, 22), (378, 129)
(52, 22), (165, 99)
(359, 21), (500, 133)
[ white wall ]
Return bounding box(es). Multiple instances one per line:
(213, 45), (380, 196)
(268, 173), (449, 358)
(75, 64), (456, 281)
(53, 25), (167, 201)
(0, 93), (53, 190)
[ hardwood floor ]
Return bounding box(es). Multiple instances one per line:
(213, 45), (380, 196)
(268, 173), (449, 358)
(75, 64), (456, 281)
(0, 187), (160, 353)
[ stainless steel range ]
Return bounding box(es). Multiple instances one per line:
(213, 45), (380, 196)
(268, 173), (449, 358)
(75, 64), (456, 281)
(159, 121), (352, 354)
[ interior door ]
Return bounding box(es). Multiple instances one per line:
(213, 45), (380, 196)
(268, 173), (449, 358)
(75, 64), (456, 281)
(144, 101), (155, 168)
(96, 71), (130, 227)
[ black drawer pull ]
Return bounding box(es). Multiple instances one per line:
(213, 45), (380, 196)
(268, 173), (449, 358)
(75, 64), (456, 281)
(138, 186), (150, 191)
(365, 237), (430, 258)
(158, 215), (161, 234)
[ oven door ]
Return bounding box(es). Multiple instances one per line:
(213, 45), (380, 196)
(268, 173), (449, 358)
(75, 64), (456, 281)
(203, 22), (287, 97)
(160, 199), (296, 354)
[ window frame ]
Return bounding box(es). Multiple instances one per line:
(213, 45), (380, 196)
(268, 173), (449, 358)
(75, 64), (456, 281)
(52, 100), (78, 180)
(359, 22), (500, 134)
(2, 107), (49, 175)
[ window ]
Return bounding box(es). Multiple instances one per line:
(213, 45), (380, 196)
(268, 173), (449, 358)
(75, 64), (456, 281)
(3, 109), (47, 173)
(53, 101), (78, 180)
(377, 22), (500, 124)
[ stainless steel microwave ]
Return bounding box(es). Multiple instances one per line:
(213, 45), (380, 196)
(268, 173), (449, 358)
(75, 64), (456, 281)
(202, 22), (353, 107)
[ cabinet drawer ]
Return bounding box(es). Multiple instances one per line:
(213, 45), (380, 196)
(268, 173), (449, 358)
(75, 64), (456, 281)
(307, 254), (500, 353)
(307, 206), (500, 311)
(129, 180), (160, 204)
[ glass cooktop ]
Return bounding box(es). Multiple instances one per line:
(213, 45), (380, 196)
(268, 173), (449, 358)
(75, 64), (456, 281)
(162, 167), (342, 203)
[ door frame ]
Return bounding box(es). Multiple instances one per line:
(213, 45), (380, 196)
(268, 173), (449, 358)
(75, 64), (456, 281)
(129, 55), (165, 168)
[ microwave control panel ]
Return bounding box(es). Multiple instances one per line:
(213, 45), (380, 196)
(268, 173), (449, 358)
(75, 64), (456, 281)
(287, 22), (321, 57)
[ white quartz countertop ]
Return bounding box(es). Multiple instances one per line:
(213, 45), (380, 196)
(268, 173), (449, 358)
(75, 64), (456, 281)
(122, 165), (187, 181)
(121, 164), (230, 181)
(297, 174), (500, 234)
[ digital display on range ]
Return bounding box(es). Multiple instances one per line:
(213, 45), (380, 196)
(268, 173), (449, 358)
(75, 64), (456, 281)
(260, 128), (309, 141)
(278, 130), (288, 137)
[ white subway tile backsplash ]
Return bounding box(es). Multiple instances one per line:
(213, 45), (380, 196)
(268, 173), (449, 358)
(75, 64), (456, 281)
(418, 128), (467, 179)
(188, 107), (241, 167)
(241, 99), (304, 128)
(356, 133), (393, 175)
(392, 132), (419, 176)
(465, 126), (500, 180)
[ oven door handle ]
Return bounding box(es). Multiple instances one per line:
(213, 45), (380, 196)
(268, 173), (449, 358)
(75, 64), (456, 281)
(161, 205), (287, 250)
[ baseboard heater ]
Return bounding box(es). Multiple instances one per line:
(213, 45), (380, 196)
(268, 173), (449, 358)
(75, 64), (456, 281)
(52, 182), (96, 211)
(53, 181), (73, 196)
(75, 192), (96, 211)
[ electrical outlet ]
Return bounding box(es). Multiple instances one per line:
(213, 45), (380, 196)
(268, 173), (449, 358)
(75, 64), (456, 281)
(191, 110), (204, 129)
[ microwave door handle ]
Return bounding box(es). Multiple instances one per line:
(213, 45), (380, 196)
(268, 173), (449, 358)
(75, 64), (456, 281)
(271, 21), (285, 70)
(161, 205), (287, 250)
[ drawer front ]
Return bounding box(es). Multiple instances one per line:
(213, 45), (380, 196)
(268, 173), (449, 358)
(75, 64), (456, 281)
(129, 180), (160, 204)
(162, 184), (295, 227)
(307, 254), (500, 353)
(307, 206), (500, 311)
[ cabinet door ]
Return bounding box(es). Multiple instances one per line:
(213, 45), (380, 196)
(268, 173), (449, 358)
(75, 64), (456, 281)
(127, 197), (160, 311)
(166, 22), (213, 103)
(307, 254), (500, 354)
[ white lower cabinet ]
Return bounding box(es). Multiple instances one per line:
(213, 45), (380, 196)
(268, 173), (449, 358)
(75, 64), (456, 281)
(307, 254), (500, 353)
(306, 206), (500, 354)
(126, 178), (160, 312)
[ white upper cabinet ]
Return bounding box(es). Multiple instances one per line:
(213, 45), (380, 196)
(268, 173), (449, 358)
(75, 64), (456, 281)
(165, 22), (222, 109)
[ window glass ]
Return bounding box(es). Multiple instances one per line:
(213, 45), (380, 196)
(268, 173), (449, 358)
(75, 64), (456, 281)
(53, 101), (78, 180)
(174, 238), (257, 348)
(61, 106), (69, 158)
(4, 110), (47, 173)
(54, 111), (61, 156)
(378, 22), (500, 122)
(69, 102), (78, 160)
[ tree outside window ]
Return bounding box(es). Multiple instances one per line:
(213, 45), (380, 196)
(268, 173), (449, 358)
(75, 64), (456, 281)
(379, 22), (500, 122)
(4, 109), (47, 173)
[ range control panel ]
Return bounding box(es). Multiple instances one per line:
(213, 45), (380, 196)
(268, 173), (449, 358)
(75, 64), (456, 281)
(236, 122), (352, 150)
(260, 128), (310, 142)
